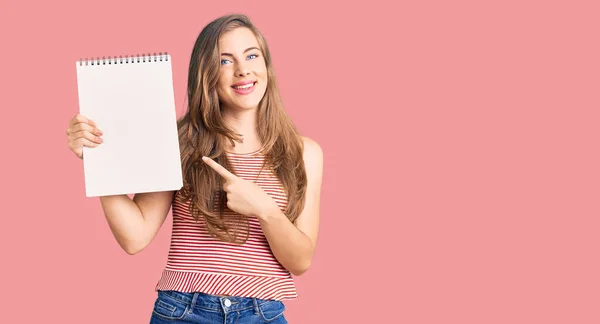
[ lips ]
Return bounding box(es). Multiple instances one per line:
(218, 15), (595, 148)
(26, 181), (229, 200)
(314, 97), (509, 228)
(231, 81), (257, 95)
(231, 80), (256, 90)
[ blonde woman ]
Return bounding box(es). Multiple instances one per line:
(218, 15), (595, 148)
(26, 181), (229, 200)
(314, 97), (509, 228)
(65, 14), (323, 324)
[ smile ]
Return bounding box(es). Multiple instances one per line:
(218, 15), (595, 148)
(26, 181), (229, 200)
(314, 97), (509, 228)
(231, 81), (257, 95)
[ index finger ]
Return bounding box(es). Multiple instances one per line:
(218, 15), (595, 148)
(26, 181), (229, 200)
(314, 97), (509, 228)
(202, 156), (236, 180)
(71, 114), (97, 127)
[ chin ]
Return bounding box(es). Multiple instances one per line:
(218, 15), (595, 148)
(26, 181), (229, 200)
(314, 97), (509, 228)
(231, 96), (265, 111)
(237, 102), (261, 110)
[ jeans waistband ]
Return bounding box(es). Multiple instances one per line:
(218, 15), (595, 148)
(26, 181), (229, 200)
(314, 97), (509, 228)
(158, 290), (270, 314)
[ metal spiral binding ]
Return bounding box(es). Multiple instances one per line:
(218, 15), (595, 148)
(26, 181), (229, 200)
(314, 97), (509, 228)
(78, 52), (169, 66)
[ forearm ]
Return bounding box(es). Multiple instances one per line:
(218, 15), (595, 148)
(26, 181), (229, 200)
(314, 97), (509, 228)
(258, 209), (315, 276)
(99, 194), (147, 254)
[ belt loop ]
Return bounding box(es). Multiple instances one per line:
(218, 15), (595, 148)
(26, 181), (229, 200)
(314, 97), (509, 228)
(190, 292), (200, 309)
(252, 298), (260, 315)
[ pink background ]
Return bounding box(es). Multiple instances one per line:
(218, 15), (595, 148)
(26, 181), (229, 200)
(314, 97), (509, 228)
(1, 0), (599, 323)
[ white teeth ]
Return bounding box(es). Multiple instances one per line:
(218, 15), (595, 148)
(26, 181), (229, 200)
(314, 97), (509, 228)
(233, 83), (254, 89)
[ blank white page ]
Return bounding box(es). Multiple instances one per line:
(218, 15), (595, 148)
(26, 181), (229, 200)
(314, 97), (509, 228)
(75, 54), (183, 197)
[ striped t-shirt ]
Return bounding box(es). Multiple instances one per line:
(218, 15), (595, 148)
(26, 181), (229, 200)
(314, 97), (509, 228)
(154, 151), (297, 301)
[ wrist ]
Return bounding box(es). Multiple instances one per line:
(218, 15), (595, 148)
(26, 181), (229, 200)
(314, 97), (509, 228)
(257, 204), (285, 223)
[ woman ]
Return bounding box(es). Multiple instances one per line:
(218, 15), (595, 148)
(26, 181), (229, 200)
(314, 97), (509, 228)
(65, 14), (323, 323)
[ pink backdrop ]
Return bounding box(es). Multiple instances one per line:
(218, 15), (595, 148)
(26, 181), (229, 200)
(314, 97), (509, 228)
(1, 0), (599, 323)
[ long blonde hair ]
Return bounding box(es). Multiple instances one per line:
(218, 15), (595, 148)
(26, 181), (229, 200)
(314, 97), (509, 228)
(176, 14), (307, 244)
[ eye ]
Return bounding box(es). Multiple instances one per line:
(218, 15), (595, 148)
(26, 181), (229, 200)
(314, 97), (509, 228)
(247, 53), (259, 60)
(221, 59), (232, 65)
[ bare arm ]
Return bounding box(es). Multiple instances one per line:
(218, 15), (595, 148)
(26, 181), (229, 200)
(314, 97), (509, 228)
(257, 136), (323, 276)
(100, 190), (175, 255)
(201, 137), (324, 275)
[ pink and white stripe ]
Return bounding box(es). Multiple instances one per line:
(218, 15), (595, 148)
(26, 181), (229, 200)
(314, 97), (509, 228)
(155, 151), (298, 301)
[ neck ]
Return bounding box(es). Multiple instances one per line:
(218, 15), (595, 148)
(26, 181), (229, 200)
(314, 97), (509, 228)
(222, 107), (261, 153)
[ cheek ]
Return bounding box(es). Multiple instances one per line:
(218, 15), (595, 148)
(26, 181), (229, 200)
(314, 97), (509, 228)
(251, 60), (266, 77)
(216, 82), (225, 96)
(257, 70), (268, 85)
(218, 68), (231, 86)
(259, 62), (268, 77)
(216, 77), (230, 96)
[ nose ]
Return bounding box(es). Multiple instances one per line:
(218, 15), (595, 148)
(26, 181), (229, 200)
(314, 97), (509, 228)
(234, 61), (250, 77)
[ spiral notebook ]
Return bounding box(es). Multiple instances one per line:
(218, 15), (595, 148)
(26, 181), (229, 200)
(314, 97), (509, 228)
(75, 53), (183, 197)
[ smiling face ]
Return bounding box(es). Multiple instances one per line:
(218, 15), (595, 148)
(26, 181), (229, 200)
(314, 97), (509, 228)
(216, 27), (268, 111)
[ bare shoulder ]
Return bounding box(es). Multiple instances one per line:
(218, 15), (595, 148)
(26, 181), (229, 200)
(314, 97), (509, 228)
(301, 136), (323, 162)
(301, 136), (324, 177)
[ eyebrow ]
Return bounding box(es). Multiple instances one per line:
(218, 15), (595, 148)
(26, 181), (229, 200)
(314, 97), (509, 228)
(220, 47), (261, 56)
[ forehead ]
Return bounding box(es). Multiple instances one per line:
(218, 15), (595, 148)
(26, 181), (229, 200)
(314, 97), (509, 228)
(218, 27), (260, 52)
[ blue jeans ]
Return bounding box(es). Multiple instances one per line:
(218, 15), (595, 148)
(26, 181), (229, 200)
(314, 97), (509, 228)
(149, 290), (288, 324)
